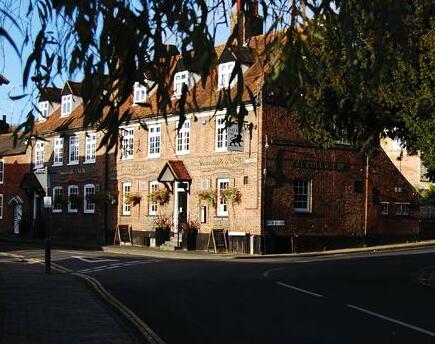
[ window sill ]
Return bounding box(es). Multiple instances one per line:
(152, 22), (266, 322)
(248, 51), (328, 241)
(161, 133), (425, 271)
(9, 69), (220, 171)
(215, 147), (228, 153)
(176, 151), (189, 156)
(67, 162), (79, 166)
(294, 210), (312, 214)
(121, 214), (131, 217)
(147, 154), (161, 159)
(34, 165), (44, 170)
(121, 157), (134, 161)
(52, 163), (63, 167)
(83, 211), (95, 214)
(68, 210), (78, 214)
(52, 210), (62, 214)
(215, 215), (229, 218)
(83, 160), (96, 164)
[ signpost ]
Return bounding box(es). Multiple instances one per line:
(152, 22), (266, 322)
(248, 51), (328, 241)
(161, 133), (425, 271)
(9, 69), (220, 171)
(43, 195), (52, 273)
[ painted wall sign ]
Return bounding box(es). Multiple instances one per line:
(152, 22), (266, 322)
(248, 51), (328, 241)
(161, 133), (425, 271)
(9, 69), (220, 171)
(227, 124), (244, 152)
(293, 159), (349, 171)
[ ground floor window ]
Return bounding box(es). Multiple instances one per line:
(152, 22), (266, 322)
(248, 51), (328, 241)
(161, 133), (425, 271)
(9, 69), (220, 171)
(395, 202), (410, 216)
(122, 182), (131, 215)
(52, 186), (63, 213)
(68, 185), (79, 213)
(84, 184), (96, 214)
(149, 181), (158, 216)
(217, 178), (229, 217)
(293, 180), (312, 213)
(380, 202), (389, 216)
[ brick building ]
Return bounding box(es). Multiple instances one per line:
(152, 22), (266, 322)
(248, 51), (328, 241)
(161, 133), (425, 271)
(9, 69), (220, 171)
(3, 1), (420, 252)
(0, 131), (31, 237)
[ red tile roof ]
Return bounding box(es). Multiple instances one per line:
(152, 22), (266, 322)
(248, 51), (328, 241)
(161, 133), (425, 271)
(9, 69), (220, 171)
(33, 33), (278, 136)
(168, 160), (191, 181)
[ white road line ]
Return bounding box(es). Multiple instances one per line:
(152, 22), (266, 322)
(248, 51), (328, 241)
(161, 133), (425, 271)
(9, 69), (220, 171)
(347, 304), (435, 337)
(262, 267), (285, 278)
(276, 281), (323, 297)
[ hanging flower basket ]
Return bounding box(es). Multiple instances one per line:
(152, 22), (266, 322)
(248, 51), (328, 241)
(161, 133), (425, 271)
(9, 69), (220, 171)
(198, 188), (216, 207)
(127, 193), (142, 206)
(149, 188), (170, 206)
(221, 187), (242, 206)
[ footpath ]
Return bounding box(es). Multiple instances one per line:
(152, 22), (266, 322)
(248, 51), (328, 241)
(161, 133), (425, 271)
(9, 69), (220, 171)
(0, 255), (141, 344)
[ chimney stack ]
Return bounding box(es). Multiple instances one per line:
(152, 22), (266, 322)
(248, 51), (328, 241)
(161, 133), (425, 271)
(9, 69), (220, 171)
(231, 0), (263, 44)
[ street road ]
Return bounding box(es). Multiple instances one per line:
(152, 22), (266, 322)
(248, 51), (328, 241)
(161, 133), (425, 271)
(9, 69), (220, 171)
(2, 243), (435, 344)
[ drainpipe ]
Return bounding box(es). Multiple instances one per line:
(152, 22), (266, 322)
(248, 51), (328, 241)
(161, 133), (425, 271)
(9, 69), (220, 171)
(364, 155), (369, 240)
(103, 147), (109, 244)
(261, 135), (269, 254)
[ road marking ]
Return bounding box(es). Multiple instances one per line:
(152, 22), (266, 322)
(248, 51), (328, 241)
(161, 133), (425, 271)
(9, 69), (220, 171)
(77, 259), (163, 273)
(262, 267), (285, 278)
(276, 281), (323, 297)
(347, 304), (435, 337)
(72, 256), (118, 263)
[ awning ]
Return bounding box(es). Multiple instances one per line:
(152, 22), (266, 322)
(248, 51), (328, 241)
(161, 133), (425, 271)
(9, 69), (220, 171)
(158, 160), (191, 192)
(20, 172), (46, 196)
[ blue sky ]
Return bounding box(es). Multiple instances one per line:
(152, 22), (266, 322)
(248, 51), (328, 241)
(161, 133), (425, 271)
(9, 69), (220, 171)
(0, 2), (233, 126)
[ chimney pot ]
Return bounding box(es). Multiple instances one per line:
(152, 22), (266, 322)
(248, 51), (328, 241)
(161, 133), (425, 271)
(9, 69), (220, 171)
(2, 115), (5, 122)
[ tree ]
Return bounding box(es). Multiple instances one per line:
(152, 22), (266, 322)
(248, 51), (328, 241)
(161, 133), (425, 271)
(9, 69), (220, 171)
(2, 0), (434, 179)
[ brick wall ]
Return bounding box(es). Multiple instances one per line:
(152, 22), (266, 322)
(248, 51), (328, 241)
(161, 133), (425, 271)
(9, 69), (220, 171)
(263, 105), (419, 240)
(113, 108), (263, 243)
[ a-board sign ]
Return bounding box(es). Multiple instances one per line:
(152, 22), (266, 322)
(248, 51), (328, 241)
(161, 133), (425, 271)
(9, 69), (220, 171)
(207, 229), (228, 253)
(114, 225), (132, 245)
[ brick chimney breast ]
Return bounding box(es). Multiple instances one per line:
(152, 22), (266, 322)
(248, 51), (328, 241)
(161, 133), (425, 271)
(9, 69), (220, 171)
(231, 0), (263, 45)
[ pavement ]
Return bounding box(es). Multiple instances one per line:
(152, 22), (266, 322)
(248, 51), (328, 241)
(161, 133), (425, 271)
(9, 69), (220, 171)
(0, 254), (142, 344)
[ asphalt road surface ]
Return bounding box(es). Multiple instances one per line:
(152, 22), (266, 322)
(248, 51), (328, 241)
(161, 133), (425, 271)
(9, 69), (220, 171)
(3, 243), (435, 344)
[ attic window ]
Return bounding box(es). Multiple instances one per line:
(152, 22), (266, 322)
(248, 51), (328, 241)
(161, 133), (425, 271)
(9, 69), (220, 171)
(61, 95), (72, 116)
(174, 71), (189, 97)
(133, 82), (147, 104)
(218, 62), (235, 89)
(38, 101), (49, 121)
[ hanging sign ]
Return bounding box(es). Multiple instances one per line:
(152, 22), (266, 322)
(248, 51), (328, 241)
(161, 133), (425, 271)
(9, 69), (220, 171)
(227, 124), (244, 152)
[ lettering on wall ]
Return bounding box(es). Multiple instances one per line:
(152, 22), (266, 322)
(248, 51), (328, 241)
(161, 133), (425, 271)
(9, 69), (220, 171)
(293, 159), (349, 171)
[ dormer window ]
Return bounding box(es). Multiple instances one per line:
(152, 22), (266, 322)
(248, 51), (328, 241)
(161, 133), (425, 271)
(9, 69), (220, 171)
(174, 71), (189, 97)
(61, 95), (72, 116)
(218, 62), (235, 89)
(38, 101), (49, 121)
(133, 82), (147, 104)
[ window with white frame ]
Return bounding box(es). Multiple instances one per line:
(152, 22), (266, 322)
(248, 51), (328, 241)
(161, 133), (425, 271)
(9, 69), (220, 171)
(53, 138), (64, 166)
(52, 186), (63, 213)
(68, 185), (79, 213)
(293, 180), (312, 213)
(69, 136), (79, 165)
(395, 202), (410, 216)
(38, 101), (49, 120)
(380, 202), (389, 216)
(0, 160), (3, 184)
(176, 120), (190, 154)
(122, 182), (131, 215)
(217, 178), (229, 217)
(0, 194), (3, 219)
(34, 141), (44, 169)
(84, 184), (96, 214)
(85, 133), (96, 163)
(61, 95), (72, 116)
(218, 62), (235, 89)
(149, 181), (159, 216)
(174, 71), (189, 97)
(148, 124), (161, 157)
(215, 116), (228, 151)
(133, 82), (147, 103)
(121, 128), (134, 159)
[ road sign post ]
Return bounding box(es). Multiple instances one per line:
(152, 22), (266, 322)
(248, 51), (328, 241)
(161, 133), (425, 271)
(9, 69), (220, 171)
(43, 196), (52, 273)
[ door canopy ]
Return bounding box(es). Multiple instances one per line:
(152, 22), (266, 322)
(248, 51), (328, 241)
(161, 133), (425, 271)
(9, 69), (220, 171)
(158, 160), (191, 193)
